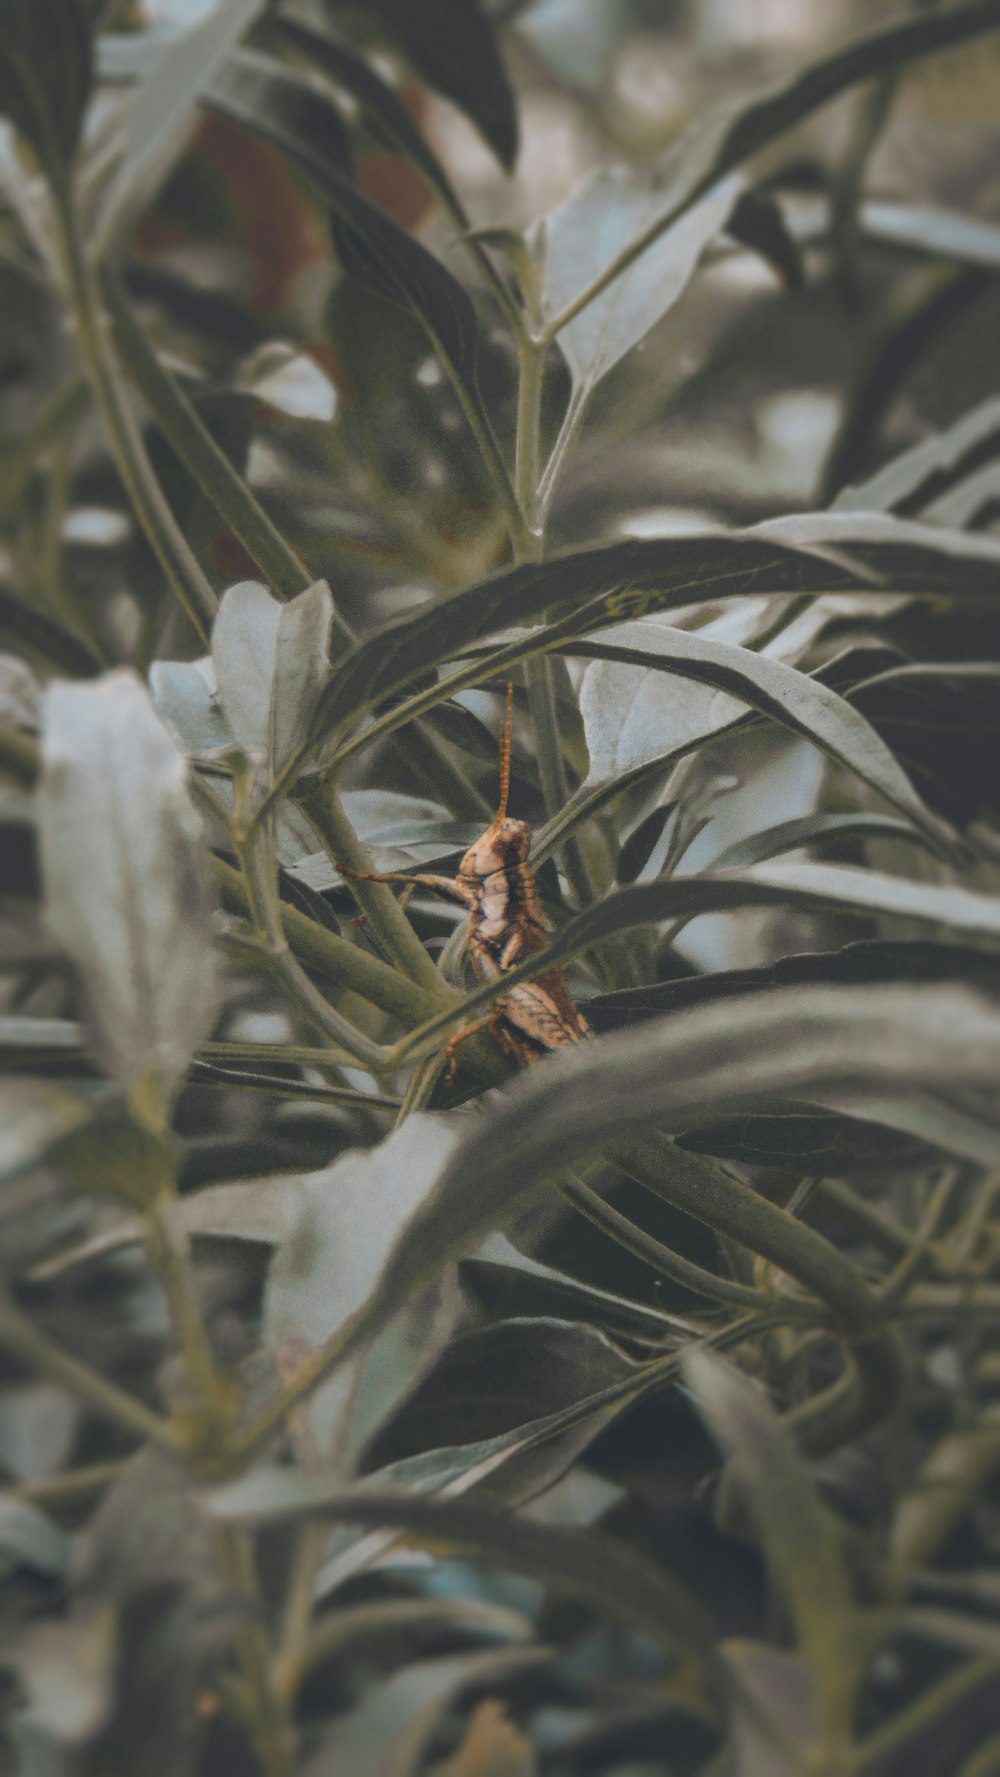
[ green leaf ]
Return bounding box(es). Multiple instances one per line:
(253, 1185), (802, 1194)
(206, 48), (489, 430)
(211, 578), (333, 778)
(38, 672), (219, 1118)
(211, 581), (279, 758)
(207, 45), (353, 195)
(364, 0), (518, 169)
(0, 1497), (71, 1578)
(149, 657), (232, 757)
(235, 342), (338, 423)
(210, 1474), (719, 1664)
(709, 812), (937, 871)
(98, 0), (265, 246)
(544, 0), (1000, 338)
(426, 867), (1000, 1053)
(532, 168), (743, 401)
(685, 1349), (859, 1744)
(585, 938), (996, 1034)
(263, 1117), (464, 1470)
(833, 393), (1000, 516)
(0, 0), (92, 178)
(270, 579), (334, 776)
(574, 617), (952, 850)
(310, 517), (1000, 743)
(276, 10), (472, 223)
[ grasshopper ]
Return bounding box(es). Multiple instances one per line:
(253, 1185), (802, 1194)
(340, 686), (589, 1083)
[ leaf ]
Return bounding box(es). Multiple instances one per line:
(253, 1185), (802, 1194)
(235, 343), (338, 423)
(149, 657), (232, 757)
(444, 867), (1000, 1042)
(365, 0), (518, 169)
(270, 579), (335, 776)
(683, 1348), (858, 1722)
(0, 1497), (72, 1578)
(263, 1117), (464, 1471)
(38, 672), (219, 1118)
(586, 938), (999, 1034)
(573, 617), (951, 850)
(206, 49), (488, 424)
(368, 1318), (637, 1467)
(721, 1642), (818, 1777)
(233, 983), (1000, 1490)
(833, 393), (1000, 516)
(303, 1648), (545, 1777)
(544, 0), (1000, 340)
(0, 653), (42, 732)
(854, 199), (1000, 273)
(710, 812), (936, 872)
(0, 1078), (96, 1185)
(532, 168), (743, 401)
(98, 0), (265, 246)
(211, 580), (280, 758)
(0, 0), (92, 176)
(309, 517), (1000, 743)
(276, 10), (472, 221)
(210, 1475), (720, 1664)
(207, 45), (353, 194)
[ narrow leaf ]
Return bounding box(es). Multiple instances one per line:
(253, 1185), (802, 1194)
(38, 672), (219, 1114)
(100, 0), (264, 244)
(574, 617), (952, 849)
(210, 1475), (719, 1662)
(833, 393), (1000, 517)
(310, 517), (1000, 742)
(683, 1348), (857, 1699)
(206, 49), (489, 424)
(365, 0), (518, 169)
(0, 0), (92, 176)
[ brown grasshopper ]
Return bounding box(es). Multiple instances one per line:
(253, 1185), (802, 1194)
(340, 685), (589, 1083)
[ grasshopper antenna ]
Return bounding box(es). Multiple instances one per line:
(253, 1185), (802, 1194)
(496, 681), (514, 824)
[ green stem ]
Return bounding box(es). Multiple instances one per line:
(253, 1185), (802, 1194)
(237, 822), (397, 1071)
(0, 1291), (174, 1449)
(296, 780), (457, 1001)
(51, 189), (218, 644)
(212, 854), (443, 1026)
(854, 1657), (1000, 1773)
(615, 1133), (906, 1455)
(105, 278), (325, 611)
(110, 278), (492, 820)
(558, 1173), (793, 1314)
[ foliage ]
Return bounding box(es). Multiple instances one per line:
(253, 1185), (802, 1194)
(1, 1), (1000, 1772)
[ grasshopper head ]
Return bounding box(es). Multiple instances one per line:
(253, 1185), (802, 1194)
(459, 817), (531, 881)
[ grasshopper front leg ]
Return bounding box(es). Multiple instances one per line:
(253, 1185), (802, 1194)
(336, 861), (475, 912)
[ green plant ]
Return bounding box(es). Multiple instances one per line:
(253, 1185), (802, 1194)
(2, 1), (1000, 1771)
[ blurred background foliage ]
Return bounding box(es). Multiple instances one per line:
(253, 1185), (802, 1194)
(3, 1), (1000, 1774)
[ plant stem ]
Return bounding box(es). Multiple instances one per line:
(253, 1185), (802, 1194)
(296, 780), (457, 1002)
(853, 1657), (1000, 1772)
(0, 1292), (174, 1448)
(211, 853), (442, 1026)
(617, 1132), (905, 1453)
(51, 187), (218, 644)
(237, 821), (398, 1071)
(558, 1173), (796, 1314)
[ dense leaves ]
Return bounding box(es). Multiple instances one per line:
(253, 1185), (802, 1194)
(2, 2), (1000, 1773)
